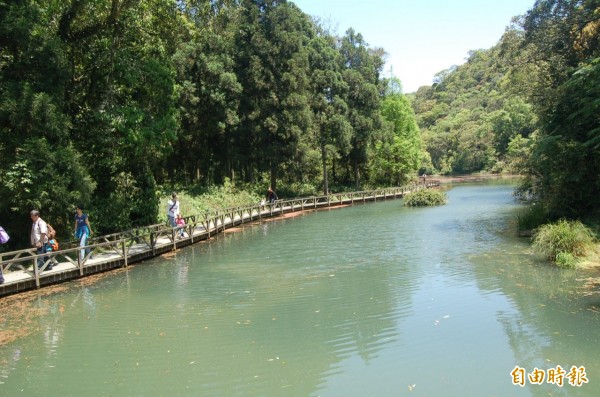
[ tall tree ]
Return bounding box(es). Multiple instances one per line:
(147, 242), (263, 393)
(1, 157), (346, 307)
(0, 0), (95, 246)
(308, 33), (352, 194)
(172, 2), (242, 185)
(234, 0), (313, 190)
(339, 29), (385, 189)
(58, 0), (183, 230)
(370, 78), (422, 185)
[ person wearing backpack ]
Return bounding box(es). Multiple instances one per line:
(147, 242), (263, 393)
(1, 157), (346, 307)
(0, 225), (9, 284)
(30, 210), (52, 271)
(74, 205), (93, 261)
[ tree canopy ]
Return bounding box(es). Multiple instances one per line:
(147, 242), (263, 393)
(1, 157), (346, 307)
(0, 0), (422, 249)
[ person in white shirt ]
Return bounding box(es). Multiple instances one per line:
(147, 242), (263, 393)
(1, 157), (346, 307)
(166, 193), (180, 228)
(30, 210), (51, 270)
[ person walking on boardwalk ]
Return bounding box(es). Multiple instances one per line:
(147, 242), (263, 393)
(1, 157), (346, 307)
(266, 187), (278, 204)
(175, 213), (186, 238)
(30, 210), (52, 271)
(0, 225), (9, 283)
(167, 193), (180, 228)
(74, 205), (93, 261)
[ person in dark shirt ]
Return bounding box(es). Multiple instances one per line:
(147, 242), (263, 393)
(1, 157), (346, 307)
(266, 187), (278, 203)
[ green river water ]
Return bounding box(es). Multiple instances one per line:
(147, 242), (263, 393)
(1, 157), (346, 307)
(1, 181), (600, 396)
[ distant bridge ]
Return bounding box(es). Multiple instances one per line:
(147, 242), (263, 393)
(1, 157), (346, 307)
(0, 181), (439, 297)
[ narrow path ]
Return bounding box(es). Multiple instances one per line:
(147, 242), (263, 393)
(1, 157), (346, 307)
(0, 183), (438, 297)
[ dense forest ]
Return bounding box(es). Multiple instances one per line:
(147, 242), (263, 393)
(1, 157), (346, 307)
(1, 0), (599, 250)
(411, 0), (600, 222)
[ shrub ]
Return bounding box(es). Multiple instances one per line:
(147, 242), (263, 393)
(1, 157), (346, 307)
(403, 189), (447, 207)
(555, 252), (576, 268)
(532, 219), (596, 268)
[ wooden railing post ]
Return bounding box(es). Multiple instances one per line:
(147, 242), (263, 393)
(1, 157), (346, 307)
(77, 252), (83, 276)
(151, 232), (156, 256)
(122, 240), (128, 268)
(33, 257), (40, 288)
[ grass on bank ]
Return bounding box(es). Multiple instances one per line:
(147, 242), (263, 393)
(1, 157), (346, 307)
(517, 203), (600, 268)
(532, 219), (598, 268)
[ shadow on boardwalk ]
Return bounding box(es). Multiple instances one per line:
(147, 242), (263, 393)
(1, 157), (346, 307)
(0, 182), (438, 297)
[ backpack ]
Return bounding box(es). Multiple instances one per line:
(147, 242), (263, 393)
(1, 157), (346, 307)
(48, 238), (59, 252)
(47, 223), (56, 239)
(0, 226), (9, 244)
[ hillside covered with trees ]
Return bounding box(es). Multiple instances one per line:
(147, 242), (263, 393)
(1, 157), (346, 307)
(411, 0), (599, 223)
(1, 0), (599, 250)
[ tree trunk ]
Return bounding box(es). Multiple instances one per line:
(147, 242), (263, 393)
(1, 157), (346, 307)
(270, 162), (277, 191)
(321, 142), (328, 195)
(353, 158), (360, 190)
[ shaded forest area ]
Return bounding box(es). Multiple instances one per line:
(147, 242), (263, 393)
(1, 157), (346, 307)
(1, 0), (599, 250)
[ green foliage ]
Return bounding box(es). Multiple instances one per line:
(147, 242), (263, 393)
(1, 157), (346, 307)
(516, 203), (550, 233)
(0, 0), (454, 248)
(555, 252), (576, 268)
(532, 219), (596, 268)
(370, 90), (421, 185)
(523, 58), (600, 219)
(159, 178), (262, 221)
(403, 189), (447, 207)
(411, 41), (537, 175)
(516, 1), (600, 221)
(339, 29), (386, 189)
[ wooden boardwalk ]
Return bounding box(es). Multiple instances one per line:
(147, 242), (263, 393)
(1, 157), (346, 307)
(0, 182), (438, 297)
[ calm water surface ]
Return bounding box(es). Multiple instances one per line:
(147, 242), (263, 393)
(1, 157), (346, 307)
(1, 182), (600, 396)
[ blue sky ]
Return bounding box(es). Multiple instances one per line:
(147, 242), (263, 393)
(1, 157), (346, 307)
(291, 0), (534, 93)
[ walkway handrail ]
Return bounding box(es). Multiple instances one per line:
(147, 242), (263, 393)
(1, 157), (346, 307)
(1, 181), (438, 295)
(1, 182), (438, 264)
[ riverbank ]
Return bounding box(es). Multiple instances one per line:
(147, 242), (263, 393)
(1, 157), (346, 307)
(430, 174), (600, 271)
(431, 173), (522, 184)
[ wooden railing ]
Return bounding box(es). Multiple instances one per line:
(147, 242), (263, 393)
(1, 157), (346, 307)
(0, 181), (438, 296)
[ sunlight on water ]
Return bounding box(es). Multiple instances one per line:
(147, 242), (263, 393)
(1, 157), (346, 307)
(1, 182), (600, 396)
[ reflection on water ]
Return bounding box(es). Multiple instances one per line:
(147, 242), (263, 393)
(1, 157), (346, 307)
(1, 182), (600, 396)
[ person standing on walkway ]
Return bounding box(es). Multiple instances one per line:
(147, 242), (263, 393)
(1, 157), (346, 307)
(0, 225), (9, 283)
(167, 193), (180, 227)
(74, 205), (93, 261)
(266, 187), (278, 204)
(30, 210), (51, 270)
(175, 213), (186, 238)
